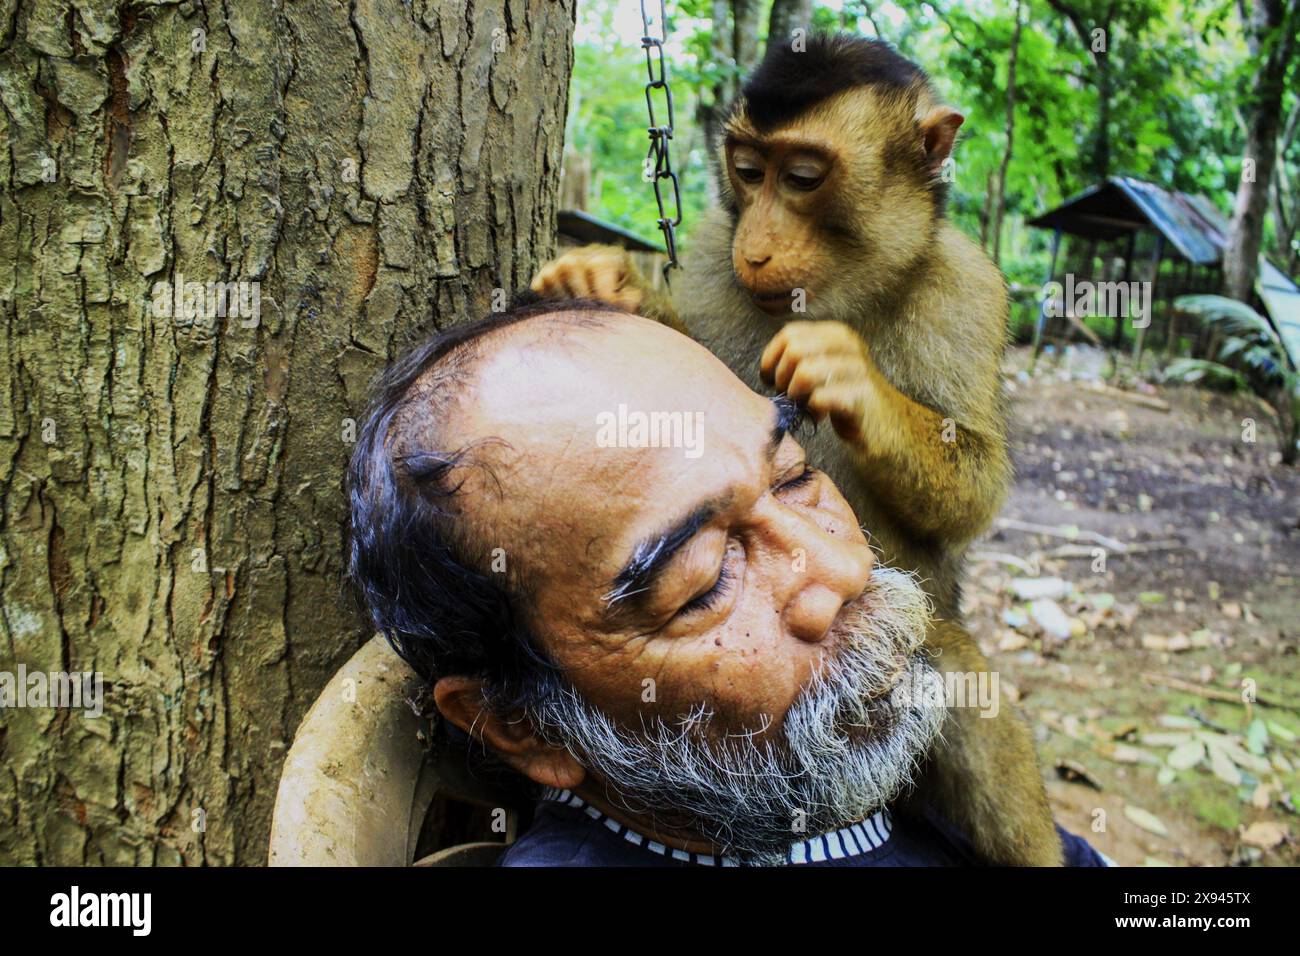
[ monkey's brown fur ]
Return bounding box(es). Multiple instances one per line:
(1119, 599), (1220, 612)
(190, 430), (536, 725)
(532, 34), (1061, 866)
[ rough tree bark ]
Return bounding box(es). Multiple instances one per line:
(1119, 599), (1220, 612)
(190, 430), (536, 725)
(1223, 0), (1298, 301)
(0, 0), (575, 865)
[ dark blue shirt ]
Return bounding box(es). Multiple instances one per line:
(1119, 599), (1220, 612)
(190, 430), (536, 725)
(499, 792), (1108, 867)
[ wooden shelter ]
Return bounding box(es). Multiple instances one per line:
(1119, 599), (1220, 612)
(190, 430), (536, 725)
(1027, 176), (1300, 368)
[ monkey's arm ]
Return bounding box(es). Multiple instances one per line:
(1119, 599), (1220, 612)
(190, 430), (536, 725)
(762, 320), (1009, 546)
(908, 621), (1063, 866)
(529, 244), (688, 334)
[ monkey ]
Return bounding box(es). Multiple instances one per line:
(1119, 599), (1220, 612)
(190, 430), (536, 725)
(530, 33), (1062, 866)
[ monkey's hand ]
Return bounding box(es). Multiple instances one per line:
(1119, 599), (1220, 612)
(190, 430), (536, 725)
(759, 320), (880, 442)
(760, 320), (1008, 545)
(529, 244), (686, 333)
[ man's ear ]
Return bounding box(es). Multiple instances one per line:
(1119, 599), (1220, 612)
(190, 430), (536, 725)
(919, 106), (964, 174)
(433, 675), (585, 790)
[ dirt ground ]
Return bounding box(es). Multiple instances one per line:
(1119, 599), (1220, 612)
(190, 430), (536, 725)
(963, 346), (1300, 867)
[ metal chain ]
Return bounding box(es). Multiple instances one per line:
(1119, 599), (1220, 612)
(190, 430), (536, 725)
(639, 0), (682, 283)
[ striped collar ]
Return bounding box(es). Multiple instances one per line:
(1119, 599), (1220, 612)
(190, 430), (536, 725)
(540, 787), (893, 866)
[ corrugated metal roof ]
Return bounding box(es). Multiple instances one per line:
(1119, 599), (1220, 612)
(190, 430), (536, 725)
(557, 209), (665, 253)
(1259, 259), (1300, 369)
(1029, 176), (1234, 263)
(1029, 176), (1300, 366)
(1112, 178), (1223, 264)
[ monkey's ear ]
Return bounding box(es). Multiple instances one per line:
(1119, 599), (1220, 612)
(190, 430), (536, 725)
(919, 107), (965, 174)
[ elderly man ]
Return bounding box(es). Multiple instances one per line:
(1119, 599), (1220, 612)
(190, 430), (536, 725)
(345, 297), (1105, 867)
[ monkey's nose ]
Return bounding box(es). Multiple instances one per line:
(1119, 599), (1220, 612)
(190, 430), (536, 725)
(745, 252), (771, 269)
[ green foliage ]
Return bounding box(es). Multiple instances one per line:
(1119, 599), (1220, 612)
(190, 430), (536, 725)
(1172, 295), (1291, 367)
(564, 2), (713, 246)
(1161, 357), (1251, 390)
(566, 1), (1296, 288)
(1167, 294), (1300, 462)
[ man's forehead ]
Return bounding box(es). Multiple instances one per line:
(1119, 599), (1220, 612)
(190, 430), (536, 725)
(503, 406), (756, 556)
(440, 314), (777, 583)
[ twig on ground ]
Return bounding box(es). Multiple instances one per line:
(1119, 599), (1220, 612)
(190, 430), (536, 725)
(969, 550), (1040, 574)
(996, 517), (1131, 553)
(1045, 540), (1183, 559)
(1141, 672), (1298, 712)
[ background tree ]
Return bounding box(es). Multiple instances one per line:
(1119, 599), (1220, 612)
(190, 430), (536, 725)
(0, 0), (576, 865)
(1222, 0), (1299, 300)
(1271, 95), (1299, 274)
(769, 0), (817, 45)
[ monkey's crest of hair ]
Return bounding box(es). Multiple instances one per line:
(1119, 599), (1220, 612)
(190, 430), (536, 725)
(736, 32), (931, 132)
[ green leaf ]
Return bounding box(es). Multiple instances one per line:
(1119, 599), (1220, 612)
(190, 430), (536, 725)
(1247, 719), (1270, 755)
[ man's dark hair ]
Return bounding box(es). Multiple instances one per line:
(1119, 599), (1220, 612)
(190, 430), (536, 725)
(737, 32), (927, 132)
(345, 293), (616, 714)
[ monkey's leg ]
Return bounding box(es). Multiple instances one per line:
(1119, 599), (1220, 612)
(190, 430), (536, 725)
(915, 621), (1063, 866)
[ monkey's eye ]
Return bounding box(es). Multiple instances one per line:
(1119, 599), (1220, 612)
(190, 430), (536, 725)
(785, 170), (825, 191)
(730, 146), (765, 184)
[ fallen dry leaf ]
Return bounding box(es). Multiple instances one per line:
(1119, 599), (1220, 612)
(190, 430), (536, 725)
(1167, 738), (1206, 770)
(1240, 821), (1288, 850)
(1124, 805), (1170, 837)
(1055, 758), (1102, 790)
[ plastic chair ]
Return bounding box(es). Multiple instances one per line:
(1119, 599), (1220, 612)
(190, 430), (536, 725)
(269, 636), (515, 866)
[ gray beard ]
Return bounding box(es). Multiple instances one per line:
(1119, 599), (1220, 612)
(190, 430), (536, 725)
(522, 566), (946, 864)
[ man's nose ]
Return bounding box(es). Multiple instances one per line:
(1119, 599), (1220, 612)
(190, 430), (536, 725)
(761, 508), (875, 644)
(784, 582), (858, 644)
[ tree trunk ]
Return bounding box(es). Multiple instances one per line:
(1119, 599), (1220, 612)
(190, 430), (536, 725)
(696, 0), (732, 168)
(732, 0), (762, 78)
(1094, 46), (1111, 181)
(1223, 0), (1298, 301)
(1047, 0), (1113, 183)
(0, 0), (575, 865)
(768, 0), (815, 51)
(991, 0), (1024, 267)
(1269, 102), (1299, 264)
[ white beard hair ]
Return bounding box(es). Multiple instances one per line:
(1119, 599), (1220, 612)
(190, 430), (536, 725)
(522, 565), (947, 864)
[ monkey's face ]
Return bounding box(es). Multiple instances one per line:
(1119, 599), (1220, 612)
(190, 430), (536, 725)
(725, 135), (839, 314)
(722, 89), (960, 315)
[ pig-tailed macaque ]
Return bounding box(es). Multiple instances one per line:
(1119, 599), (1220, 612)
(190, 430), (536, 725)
(532, 33), (1061, 866)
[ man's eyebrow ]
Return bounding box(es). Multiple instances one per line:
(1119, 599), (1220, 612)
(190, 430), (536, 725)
(602, 501), (726, 618)
(602, 397), (806, 621)
(770, 393), (806, 454)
